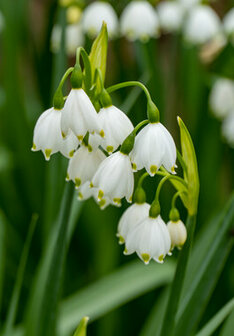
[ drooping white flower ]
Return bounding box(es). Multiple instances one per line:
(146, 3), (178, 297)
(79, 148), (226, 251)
(209, 78), (234, 119)
(67, 143), (106, 188)
(120, 0), (160, 42)
(77, 181), (111, 210)
(157, 1), (184, 33)
(61, 89), (104, 140)
(223, 8), (234, 45)
(167, 219), (187, 249)
(82, 1), (118, 38)
(51, 23), (84, 56)
(117, 202), (150, 244)
(130, 122), (177, 176)
(222, 110), (234, 148)
(96, 105), (134, 153)
(125, 215), (171, 264)
(32, 107), (78, 160)
(184, 5), (221, 45)
(178, 0), (201, 11)
(91, 151), (134, 205)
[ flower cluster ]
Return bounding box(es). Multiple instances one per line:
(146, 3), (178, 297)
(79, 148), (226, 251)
(209, 77), (234, 148)
(33, 26), (190, 265)
(51, 1), (234, 56)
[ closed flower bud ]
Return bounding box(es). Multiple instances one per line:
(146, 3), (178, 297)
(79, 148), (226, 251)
(184, 5), (221, 45)
(117, 203), (150, 244)
(167, 219), (187, 249)
(222, 111), (234, 148)
(32, 107), (78, 160)
(120, 1), (160, 42)
(67, 143), (106, 188)
(51, 23), (84, 56)
(130, 122), (177, 176)
(223, 8), (234, 45)
(97, 105), (134, 154)
(91, 151), (134, 205)
(125, 215), (171, 264)
(61, 88), (104, 140)
(157, 1), (184, 33)
(209, 78), (234, 119)
(82, 1), (118, 38)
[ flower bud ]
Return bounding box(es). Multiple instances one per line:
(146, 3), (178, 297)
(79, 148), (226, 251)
(167, 219), (187, 249)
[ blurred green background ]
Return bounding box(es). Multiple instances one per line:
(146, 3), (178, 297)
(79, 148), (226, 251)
(0, 1), (233, 336)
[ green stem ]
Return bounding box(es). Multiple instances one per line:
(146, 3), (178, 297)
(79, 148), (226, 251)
(107, 81), (152, 103)
(133, 119), (149, 134)
(155, 175), (187, 203)
(57, 67), (74, 91)
(159, 215), (197, 336)
(171, 191), (187, 209)
(76, 47), (92, 93)
(137, 172), (149, 188)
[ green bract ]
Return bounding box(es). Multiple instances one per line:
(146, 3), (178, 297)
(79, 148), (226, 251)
(177, 117), (199, 216)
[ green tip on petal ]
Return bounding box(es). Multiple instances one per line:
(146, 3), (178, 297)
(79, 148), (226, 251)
(132, 163), (137, 171)
(99, 198), (106, 208)
(45, 149), (52, 160)
(69, 150), (75, 157)
(118, 236), (125, 244)
(100, 130), (105, 138)
(61, 131), (66, 139)
(158, 254), (164, 262)
(150, 165), (157, 175)
(113, 198), (121, 205)
(75, 178), (81, 188)
(123, 248), (128, 255)
(98, 189), (104, 200)
(77, 135), (83, 141)
(78, 192), (83, 200)
(90, 182), (94, 188)
(31, 143), (36, 151)
(106, 145), (113, 153)
(65, 173), (70, 181)
(141, 253), (150, 264)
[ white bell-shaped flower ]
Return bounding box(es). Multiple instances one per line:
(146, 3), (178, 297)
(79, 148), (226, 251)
(117, 202), (150, 244)
(120, 0), (160, 42)
(167, 219), (187, 249)
(91, 151), (134, 205)
(32, 107), (78, 160)
(178, 0), (201, 11)
(184, 5), (221, 45)
(125, 215), (171, 264)
(51, 23), (84, 56)
(157, 1), (184, 33)
(97, 105), (134, 153)
(223, 8), (234, 45)
(61, 89), (104, 141)
(209, 78), (234, 119)
(77, 182), (110, 210)
(222, 110), (234, 148)
(67, 143), (106, 188)
(130, 122), (177, 176)
(82, 1), (118, 38)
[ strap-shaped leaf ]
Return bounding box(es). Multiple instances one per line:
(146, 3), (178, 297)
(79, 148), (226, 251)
(73, 317), (89, 336)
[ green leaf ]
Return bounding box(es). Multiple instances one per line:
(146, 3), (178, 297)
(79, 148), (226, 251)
(57, 260), (175, 336)
(220, 309), (234, 336)
(195, 298), (234, 336)
(3, 214), (38, 336)
(73, 317), (89, 336)
(89, 22), (108, 87)
(139, 289), (169, 336)
(177, 117), (199, 216)
(25, 183), (74, 336)
(0, 210), (6, 317)
(174, 194), (234, 336)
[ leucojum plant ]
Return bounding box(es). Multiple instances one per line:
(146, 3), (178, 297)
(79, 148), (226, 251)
(31, 23), (199, 335)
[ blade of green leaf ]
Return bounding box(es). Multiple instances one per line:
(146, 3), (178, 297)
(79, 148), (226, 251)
(139, 288), (169, 336)
(73, 317), (89, 336)
(195, 298), (234, 336)
(25, 183), (74, 336)
(3, 213), (38, 336)
(57, 259), (175, 336)
(220, 309), (234, 336)
(174, 194), (234, 336)
(159, 214), (196, 336)
(0, 210), (6, 319)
